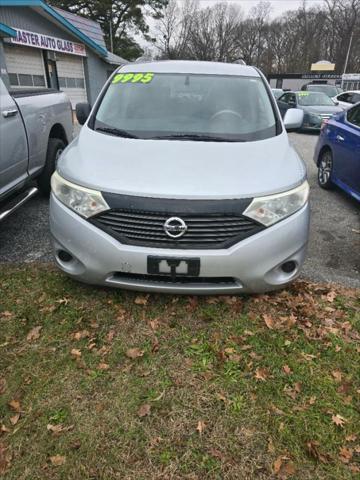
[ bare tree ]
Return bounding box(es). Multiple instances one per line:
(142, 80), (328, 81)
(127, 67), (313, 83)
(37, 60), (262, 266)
(155, 0), (360, 73)
(156, 0), (198, 59)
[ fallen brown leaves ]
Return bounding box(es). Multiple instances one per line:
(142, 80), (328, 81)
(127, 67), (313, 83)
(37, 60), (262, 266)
(0, 378), (6, 395)
(70, 348), (81, 359)
(283, 382), (301, 400)
(97, 362), (109, 370)
(8, 399), (21, 413)
(196, 420), (206, 435)
(0, 442), (11, 475)
(263, 313), (275, 329)
(0, 277), (358, 478)
(262, 313), (297, 331)
(273, 456), (296, 478)
(306, 441), (332, 464)
(47, 424), (74, 436)
(126, 348), (144, 359)
(331, 370), (342, 382)
(49, 454), (66, 466)
(254, 367), (269, 381)
(9, 414), (20, 426)
(331, 414), (347, 428)
(339, 446), (353, 464)
(137, 404), (151, 417)
(106, 329), (115, 343)
(26, 326), (42, 341)
(134, 295), (149, 306)
(72, 330), (90, 341)
(115, 307), (127, 322)
(282, 365), (292, 375)
(325, 290), (337, 302)
(250, 281), (359, 344)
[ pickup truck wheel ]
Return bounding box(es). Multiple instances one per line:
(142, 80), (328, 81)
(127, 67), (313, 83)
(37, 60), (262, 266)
(317, 149), (334, 190)
(37, 138), (65, 195)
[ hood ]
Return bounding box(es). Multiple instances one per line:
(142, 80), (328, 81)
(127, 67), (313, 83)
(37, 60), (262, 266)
(302, 105), (343, 115)
(58, 126), (306, 200)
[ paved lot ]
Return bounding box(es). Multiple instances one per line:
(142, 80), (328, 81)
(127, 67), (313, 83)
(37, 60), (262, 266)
(0, 133), (359, 287)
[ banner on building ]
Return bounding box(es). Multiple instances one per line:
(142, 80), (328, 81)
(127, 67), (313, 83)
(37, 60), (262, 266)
(7, 28), (86, 57)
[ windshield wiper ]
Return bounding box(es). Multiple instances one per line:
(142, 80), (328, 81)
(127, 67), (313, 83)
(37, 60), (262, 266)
(95, 127), (138, 139)
(149, 133), (244, 142)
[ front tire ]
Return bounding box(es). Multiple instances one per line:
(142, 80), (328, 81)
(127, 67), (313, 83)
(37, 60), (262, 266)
(37, 138), (65, 195)
(317, 149), (334, 190)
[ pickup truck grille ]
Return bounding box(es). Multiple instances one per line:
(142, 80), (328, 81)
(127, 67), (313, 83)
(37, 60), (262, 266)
(91, 209), (264, 249)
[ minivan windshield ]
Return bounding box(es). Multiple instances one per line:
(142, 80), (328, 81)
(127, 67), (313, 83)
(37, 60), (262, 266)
(94, 72), (278, 142)
(297, 92), (336, 107)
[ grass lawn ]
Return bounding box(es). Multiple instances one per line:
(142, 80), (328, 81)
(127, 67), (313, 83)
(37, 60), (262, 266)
(0, 265), (359, 479)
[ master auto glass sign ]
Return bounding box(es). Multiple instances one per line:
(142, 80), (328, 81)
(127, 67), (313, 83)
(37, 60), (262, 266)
(7, 28), (86, 57)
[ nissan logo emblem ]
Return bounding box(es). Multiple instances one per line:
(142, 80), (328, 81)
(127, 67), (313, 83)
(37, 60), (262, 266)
(163, 217), (187, 238)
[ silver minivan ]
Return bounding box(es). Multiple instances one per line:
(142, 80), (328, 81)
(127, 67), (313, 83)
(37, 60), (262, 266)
(50, 61), (309, 294)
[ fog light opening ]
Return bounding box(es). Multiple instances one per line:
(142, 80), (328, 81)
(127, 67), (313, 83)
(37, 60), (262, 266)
(281, 260), (297, 274)
(58, 250), (73, 263)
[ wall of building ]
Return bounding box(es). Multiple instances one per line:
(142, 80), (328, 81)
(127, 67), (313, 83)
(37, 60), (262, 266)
(269, 78), (338, 90)
(0, 6), (110, 107)
(83, 52), (110, 105)
(0, 7), (75, 42)
(0, 40), (10, 88)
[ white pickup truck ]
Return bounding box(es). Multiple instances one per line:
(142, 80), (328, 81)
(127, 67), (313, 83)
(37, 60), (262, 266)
(0, 77), (73, 221)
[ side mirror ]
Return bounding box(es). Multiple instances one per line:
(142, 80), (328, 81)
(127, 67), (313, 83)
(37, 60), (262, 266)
(76, 102), (91, 125)
(334, 101), (339, 106)
(283, 108), (304, 132)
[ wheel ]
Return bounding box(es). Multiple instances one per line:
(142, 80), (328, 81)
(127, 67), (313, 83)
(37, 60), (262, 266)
(37, 138), (65, 195)
(317, 149), (334, 190)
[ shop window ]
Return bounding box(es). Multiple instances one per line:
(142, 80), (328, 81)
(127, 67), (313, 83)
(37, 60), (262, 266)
(75, 78), (85, 88)
(18, 74), (33, 87)
(7, 73), (47, 88)
(57, 77), (85, 89)
(33, 75), (46, 87)
(59, 77), (66, 88)
(8, 73), (19, 86)
(66, 77), (76, 88)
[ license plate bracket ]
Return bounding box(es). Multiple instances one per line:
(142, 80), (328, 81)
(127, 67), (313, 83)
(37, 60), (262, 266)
(147, 256), (200, 279)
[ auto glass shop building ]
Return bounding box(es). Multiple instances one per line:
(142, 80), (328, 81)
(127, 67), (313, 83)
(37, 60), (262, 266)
(0, 0), (127, 107)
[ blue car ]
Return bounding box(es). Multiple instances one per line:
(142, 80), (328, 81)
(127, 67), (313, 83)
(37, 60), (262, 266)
(314, 102), (360, 201)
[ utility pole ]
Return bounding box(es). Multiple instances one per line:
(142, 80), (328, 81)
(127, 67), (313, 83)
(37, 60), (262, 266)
(109, 4), (114, 53)
(342, 31), (353, 88)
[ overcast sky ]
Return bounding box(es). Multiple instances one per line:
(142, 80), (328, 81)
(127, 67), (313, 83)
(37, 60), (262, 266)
(166, 0), (323, 17)
(190, 0), (325, 17)
(142, 0), (327, 49)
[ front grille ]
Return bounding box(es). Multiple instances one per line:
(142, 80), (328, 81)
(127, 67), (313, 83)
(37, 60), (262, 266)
(91, 209), (264, 249)
(112, 272), (238, 285)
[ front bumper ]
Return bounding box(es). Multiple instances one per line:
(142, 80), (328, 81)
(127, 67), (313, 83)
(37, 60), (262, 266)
(50, 194), (310, 294)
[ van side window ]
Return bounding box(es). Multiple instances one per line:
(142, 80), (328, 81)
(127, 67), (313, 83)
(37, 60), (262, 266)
(347, 105), (360, 128)
(338, 93), (351, 103)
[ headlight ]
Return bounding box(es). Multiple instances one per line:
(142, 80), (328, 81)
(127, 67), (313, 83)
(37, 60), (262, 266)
(51, 171), (109, 218)
(243, 181), (309, 227)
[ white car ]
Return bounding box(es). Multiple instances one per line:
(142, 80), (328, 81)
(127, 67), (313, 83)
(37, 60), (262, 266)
(50, 60), (309, 294)
(332, 90), (360, 109)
